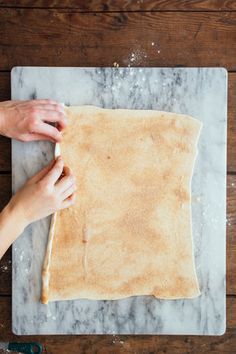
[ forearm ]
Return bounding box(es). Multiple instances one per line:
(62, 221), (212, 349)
(0, 201), (26, 259)
(0, 104), (5, 136)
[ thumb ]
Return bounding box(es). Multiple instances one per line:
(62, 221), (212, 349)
(28, 160), (55, 185)
(43, 157), (64, 185)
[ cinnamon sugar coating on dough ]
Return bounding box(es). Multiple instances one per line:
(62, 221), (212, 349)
(42, 106), (201, 303)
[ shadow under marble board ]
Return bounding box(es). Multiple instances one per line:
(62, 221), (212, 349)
(11, 67), (227, 335)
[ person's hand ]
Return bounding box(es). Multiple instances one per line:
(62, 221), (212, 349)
(0, 99), (67, 142)
(8, 157), (76, 229)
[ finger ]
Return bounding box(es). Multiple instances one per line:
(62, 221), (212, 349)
(62, 183), (77, 200)
(43, 157), (64, 185)
(61, 166), (71, 177)
(15, 99), (58, 108)
(30, 104), (64, 112)
(21, 133), (55, 142)
(56, 174), (75, 194)
(37, 110), (67, 130)
(61, 192), (77, 210)
(1, 100), (21, 107)
(28, 160), (56, 184)
(28, 99), (60, 106)
(33, 122), (62, 142)
(56, 166), (74, 187)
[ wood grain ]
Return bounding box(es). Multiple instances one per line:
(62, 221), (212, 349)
(0, 174), (11, 210)
(0, 72), (10, 102)
(0, 71), (235, 172)
(0, 296), (236, 352)
(0, 249), (11, 296)
(0, 0), (236, 11)
(0, 174), (235, 296)
(0, 5), (235, 351)
(0, 137), (11, 172)
(0, 72), (11, 171)
(228, 73), (236, 173)
(227, 175), (236, 295)
(0, 10), (236, 71)
(0, 175), (11, 296)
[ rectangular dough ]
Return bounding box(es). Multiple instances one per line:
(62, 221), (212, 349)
(41, 106), (202, 304)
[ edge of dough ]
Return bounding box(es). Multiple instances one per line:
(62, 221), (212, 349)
(188, 119), (203, 298)
(41, 142), (61, 304)
(41, 106), (202, 303)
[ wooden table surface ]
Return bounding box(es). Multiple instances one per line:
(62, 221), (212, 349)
(0, 1), (235, 353)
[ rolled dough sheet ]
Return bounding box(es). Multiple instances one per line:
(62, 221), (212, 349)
(41, 106), (202, 304)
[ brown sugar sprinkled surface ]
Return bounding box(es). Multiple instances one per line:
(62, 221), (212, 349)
(41, 106), (202, 303)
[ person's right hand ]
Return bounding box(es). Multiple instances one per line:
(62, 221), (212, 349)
(8, 157), (77, 229)
(0, 99), (67, 142)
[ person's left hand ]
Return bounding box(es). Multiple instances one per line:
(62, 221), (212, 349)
(0, 99), (67, 142)
(9, 157), (77, 228)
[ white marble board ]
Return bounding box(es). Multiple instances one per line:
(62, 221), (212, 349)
(11, 67), (227, 335)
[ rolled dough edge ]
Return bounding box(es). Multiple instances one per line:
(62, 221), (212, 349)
(41, 143), (61, 304)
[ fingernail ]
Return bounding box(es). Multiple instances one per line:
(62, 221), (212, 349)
(59, 107), (66, 114)
(58, 103), (66, 112)
(57, 133), (62, 141)
(63, 116), (68, 126)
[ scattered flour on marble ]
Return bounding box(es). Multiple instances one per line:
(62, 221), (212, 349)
(46, 309), (52, 318)
(211, 217), (219, 226)
(191, 195), (202, 203)
(19, 252), (24, 261)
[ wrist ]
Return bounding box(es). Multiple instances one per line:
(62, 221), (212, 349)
(0, 106), (6, 135)
(0, 200), (28, 258)
(3, 200), (28, 239)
